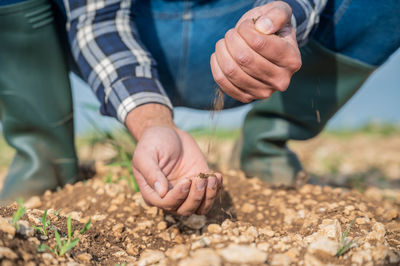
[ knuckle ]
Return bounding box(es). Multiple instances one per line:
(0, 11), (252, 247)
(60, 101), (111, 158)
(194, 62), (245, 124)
(250, 36), (267, 51)
(274, 77), (290, 92)
(241, 95), (253, 103)
(223, 64), (237, 79)
(259, 89), (273, 99)
(290, 58), (302, 72)
(234, 52), (252, 67)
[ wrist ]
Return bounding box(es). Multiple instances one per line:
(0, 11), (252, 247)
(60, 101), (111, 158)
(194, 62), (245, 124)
(125, 103), (176, 140)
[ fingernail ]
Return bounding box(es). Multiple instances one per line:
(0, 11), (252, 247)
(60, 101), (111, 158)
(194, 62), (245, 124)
(255, 17), (273, 34)
(208, 177), (217, 189)
(196, 179), (206, 191)
(181, 180), (191, 193)
(154, 181), (163, 195)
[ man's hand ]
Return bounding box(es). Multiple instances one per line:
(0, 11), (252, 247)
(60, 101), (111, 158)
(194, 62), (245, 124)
(126, 104), (222, 216)
(210, 1), (301, 103)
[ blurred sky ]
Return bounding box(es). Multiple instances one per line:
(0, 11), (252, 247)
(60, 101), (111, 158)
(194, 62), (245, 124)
(72, 48), (400, 134)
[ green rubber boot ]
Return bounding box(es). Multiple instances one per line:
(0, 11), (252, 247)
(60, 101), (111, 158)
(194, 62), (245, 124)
(0, 0), (78, 203)
(235, 40), (375, 187)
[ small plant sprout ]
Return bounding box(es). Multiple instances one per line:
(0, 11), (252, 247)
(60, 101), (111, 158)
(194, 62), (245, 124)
(12, 198), (26, 230)
(33, 210), (50, 236)
(38, 215), (92, 256)
(336, 220), (356, 257)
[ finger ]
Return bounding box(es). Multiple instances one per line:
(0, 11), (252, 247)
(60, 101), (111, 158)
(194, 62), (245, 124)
(210, 53), (254, 103)
(237, 20), (301, 74)
(132, 150), (169, 197)
(225, 28), (286, 93)
(254, 4), (292, 35)
(215, 39), (274, 98)
(196, 173), (223, 215)
(175, 176), (207, 216)
(134, 167), (192, 211)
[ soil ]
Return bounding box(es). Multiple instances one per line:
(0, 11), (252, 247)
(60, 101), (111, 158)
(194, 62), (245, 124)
(1, 163), (399, 265)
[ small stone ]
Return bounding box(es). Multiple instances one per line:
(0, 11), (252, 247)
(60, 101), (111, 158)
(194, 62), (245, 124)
(191, 237), (211, 249)
(17, 220), (34, 237)
(219, 244), (267, 264)
(181, 215), (206, 230)
(221, 219), (234, 230)
(304, 253), (324, 266)
(108, 205), (118, 213)
(352, 250), (372, 265)
(24, 196), (42, 209)
(138, 249), (165, 266)
(165, 244), (189, 260)
(383, 209), (398, 221)
(126, 243), (139, 256)
(112, 223), (124, 235)
(76, 253), (92, 263)
(0, 247), (18, 260)
(179, 248), (221, 266)
(270, 254), (292, 266)
(257, 242), (270, 252)
(307, 237), (338, 256)
(0, 217), (15, 237)
(137, 221), (153, 230)
(355, 217), (369, 225)
(146, 207), (158, 217)
(157, 221), (167, 231)
(241, 203), (255, 213)
(207, 224), (222, 234)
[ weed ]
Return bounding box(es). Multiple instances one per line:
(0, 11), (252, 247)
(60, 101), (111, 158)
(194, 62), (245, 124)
(38, 216), (92, 256)
(115, 263), (127, 266)
(33, 210), (50, 236)
(336, 220), (356, 257)
(12, 198), (26, 231)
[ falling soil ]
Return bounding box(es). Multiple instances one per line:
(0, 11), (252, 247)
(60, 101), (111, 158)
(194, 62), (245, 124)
(207, 88), (225, 155)
(1, 164), (399, 265)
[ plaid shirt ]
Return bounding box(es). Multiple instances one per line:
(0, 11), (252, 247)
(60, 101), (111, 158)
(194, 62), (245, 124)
(63, 0), (327, 123)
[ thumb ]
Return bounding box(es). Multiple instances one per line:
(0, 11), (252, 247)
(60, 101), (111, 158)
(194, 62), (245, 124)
(254, 4), (292, 34)
(132, 155), (169, 198)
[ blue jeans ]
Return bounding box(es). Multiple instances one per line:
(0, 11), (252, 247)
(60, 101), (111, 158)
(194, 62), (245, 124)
(130, 0), (400, 110)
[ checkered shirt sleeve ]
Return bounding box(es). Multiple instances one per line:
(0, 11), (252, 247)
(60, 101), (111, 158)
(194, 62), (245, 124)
(63, 0), (173, 123)
(254, 0), (328, 46)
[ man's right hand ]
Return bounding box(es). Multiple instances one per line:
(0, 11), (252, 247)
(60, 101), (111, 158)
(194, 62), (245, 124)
(126, 104), (222, 216)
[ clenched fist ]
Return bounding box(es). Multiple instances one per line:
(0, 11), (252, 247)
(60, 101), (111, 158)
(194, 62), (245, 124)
(211, 1), (301, 103)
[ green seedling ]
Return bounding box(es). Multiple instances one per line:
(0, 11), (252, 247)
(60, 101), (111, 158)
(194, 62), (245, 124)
(115, 263), (127, 266)
(12, 198), (26, 231)
(38, 216), (92, 256)
(33, 210), (50, 236)
(336, 220), (356, 257)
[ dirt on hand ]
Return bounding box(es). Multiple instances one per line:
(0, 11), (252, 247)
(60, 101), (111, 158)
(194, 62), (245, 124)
(1, 162), (399, 265)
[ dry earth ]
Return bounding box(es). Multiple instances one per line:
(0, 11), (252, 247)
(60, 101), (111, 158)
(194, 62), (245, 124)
(1, 132), (400, 265)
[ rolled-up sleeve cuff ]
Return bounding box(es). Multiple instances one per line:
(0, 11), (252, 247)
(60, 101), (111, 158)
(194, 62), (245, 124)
(102, 77), (173, 124)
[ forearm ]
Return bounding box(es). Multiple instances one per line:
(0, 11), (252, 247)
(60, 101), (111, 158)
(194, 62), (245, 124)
(125, 104), (175, 141)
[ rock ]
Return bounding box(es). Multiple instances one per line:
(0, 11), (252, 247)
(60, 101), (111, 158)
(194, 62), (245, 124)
(351, 250), (372, 265)
(307, 237), (338, 256)
(126, 243), (139, 256)
(146, 207), (158, 217)
(304, 253), (324, 266)
(0, 217), (15, 237)
(257, 242), (270, 252)
(137, 221), (153, 230)
(259, 228), (275, 237)
(165, 244), (189, 260)
(388, 249), (400, 264)
(191, 237), (211, 249)
(179, 248), (221, 266)
(383, 209), (398, 221)
(371, 244), (389, 261)
(112, 223), (124, 235)
(76, 253), (92, 263)
(0, 247), (18, 260)
(241, 203), (255, 213)
(219, 244), (267, 264)
(157, 221), (167, 231)
(270, 254), (292, 266)
(304, 219), (341, 244)
(366, 222), (386, 244)
(207, 224), (222, 234)
(245, 226), (259, 238)
(221, 219), (234, 230)
(181, 215), (206, 230)
(24, 196), (42, 209)
(138, 249), (165, 266)
(17, 220), (34, 237)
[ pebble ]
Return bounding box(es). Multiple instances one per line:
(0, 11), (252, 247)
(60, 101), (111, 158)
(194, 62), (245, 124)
(352, 250), (372, 265)
(0, 217), (15, 237)
(219, 244), (267, 264)
(181, 215), (206, 230)
(17, 220), (35, 237)
(126, 243), (139, 256)
(207, 224), (222, 234)
(138, 249), (165, 266)
(241, 203), (255, 213)
(165, 244), (189, 260)
(270, 253), (292, 266)
(383, 209), (398, 221)
(76, 253), (92, 263)
(0, 247), (18, 260)
(307, 237), (338, 256)
(191, 237), (211, 249)
(24, 196), (42, 209)
(157, 221), (167, 231)
(179, 248), (221, 266)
